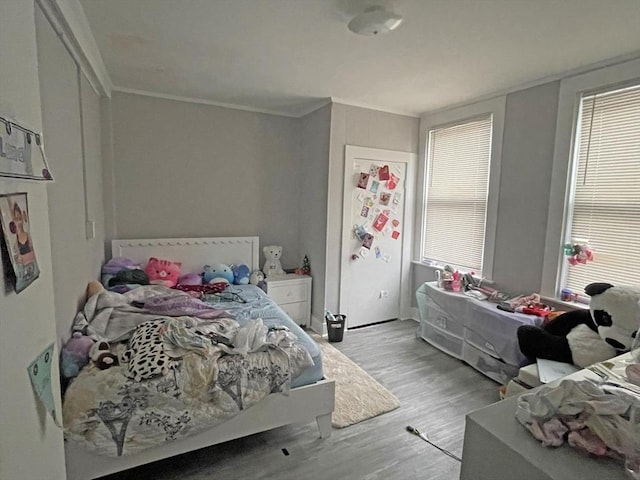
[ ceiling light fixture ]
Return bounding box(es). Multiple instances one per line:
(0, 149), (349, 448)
(348, 6), (403, 36)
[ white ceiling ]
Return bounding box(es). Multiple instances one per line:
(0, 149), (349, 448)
(79, 0), (640, 117)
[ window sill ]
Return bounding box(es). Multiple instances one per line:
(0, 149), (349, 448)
(542, 296), (589, 310)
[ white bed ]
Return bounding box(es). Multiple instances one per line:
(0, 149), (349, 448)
(63, 236), (335, 480)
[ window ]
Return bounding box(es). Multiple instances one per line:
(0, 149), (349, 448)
(418, 97), (504, 279)
(422, 115), (492, 273)
(561, 83), (640, 292)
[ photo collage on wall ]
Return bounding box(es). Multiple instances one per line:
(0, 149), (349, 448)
(352, 162), (403, 262)
(0, 192), (40, 292)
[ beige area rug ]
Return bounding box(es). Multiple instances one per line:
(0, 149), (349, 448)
(312, 334), (400, 428)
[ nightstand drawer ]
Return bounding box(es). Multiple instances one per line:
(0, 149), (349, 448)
(268, 282), (308, 304)
(279, 301), (308, 322)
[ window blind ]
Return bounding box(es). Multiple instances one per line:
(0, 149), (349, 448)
(422, 115), (492, 273)
(564, 84), (640, 293)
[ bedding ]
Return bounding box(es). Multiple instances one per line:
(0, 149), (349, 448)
(63, 284), (322, 457)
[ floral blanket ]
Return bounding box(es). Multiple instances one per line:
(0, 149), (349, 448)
(63, 289), (314, 457)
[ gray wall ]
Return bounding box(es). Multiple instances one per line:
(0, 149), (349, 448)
(491, 81), (560, 294)
(0, 1), (66, 477)
(109, 92), (302, 269)
(326, 103), (420, 313)
(299, 104), (331, 325)
(36, 8), (106, 341)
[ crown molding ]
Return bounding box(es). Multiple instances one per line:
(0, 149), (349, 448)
(113, 87), (334, 118)
(330, 96), (420, 118)
(36, 0), (112, 97)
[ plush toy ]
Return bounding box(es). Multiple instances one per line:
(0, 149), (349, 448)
(263, 245), (285, 278)
(144, 257), (182, 288)
(61, 332), (95, 379)
(231, 264), (251, 285)
(518, 282), (640, 368)
(202, 264), (234, 285)
(89, 340), (119, 370)
(249, 269), (267, 291)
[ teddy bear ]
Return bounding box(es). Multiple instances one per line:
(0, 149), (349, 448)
(518, 282), (640, 368)
(263, 245), (285, 278)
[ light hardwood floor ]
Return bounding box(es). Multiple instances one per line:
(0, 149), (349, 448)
(101, 319), (500, 480)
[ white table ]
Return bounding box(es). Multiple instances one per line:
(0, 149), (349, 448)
(460, 354), (633, 480)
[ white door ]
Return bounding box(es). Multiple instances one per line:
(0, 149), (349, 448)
(340, 146), (415, 328)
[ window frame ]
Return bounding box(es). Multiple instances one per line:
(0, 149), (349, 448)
(540, 58), (640, 298)
(415, 96), (506, 280)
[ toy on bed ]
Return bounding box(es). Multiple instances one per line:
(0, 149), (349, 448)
(203, 263), (234, 285)
(231, 264), (251, 285)
(144, 257), (182, 288)
(518, 282), (640, 368)
(61, 331), (95, 380)
(250, 269), (267, 291)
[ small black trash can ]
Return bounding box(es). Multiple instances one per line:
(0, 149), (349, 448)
(326, 314), (346, 342)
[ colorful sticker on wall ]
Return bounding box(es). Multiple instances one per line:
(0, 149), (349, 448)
(378, 165), (390, 181)
(372, 213), (389, 232)
(28, 343), (61, 427)
(369, 164), (380, 177)
(392, 231), (400, 240)
(357, 172), (370, 189)
(391, 219), (400, 228)
(360, 205), (370, 218)
(382, 253), (391, 263)
(370, 180), (380, 194)
(375, 246), (382, 258)
(356, 191), (364, 202)
(393, 191), (402, 204)
(379, 192), (391, 206)
(359, 247), (370, 259)
(365, 197), (375, 208)
(387, 173), (399, 190)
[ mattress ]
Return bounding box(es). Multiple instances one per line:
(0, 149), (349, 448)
(203, 284), (323, 387)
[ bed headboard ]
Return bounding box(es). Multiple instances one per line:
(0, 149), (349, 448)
(111, 236), (260, 273)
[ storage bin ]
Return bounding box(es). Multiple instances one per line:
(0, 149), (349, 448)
(464, 329), (500, 359)
(462, 342), (519, 384)
(419, 321), (464, 360)
(417, 291), (465, 337)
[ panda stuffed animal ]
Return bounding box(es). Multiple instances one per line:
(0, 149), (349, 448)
(518, 282), (640, 368)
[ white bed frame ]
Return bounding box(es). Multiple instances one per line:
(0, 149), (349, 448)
(64, 236), (335, 480)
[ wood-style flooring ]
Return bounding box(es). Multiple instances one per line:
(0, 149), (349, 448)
(101, 319), (500, 480)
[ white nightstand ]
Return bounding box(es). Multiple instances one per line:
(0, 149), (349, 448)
(265, 274), (312, 326)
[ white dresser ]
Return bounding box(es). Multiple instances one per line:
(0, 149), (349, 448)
(265, 274), (312, 326)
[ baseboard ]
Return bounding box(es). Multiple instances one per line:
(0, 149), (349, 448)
(310, 314), (327, 336)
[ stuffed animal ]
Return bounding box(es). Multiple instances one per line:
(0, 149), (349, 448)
(89, 340), (119, 370)
(231, 264), (251, 285)
(249, 269), (267, 291)
(202, 264), (234, 285)
(263, 245), (285, 278)
(518, 282), (640, 368)
(144, 257), (182, 288)
(61, 332), (95, 379)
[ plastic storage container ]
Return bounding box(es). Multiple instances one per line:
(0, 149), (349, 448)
(326, 313), (346, 342)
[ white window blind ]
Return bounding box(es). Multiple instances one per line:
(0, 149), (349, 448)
(564, 84), (640, 292)
(422, 115), (492, 273)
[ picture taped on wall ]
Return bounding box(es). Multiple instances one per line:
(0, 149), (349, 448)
(0, 192), (40, 292)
